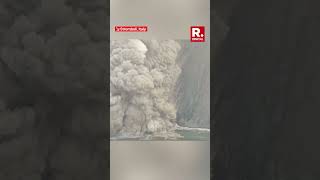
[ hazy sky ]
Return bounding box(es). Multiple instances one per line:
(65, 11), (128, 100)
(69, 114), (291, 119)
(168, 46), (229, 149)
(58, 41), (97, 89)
(110, 0), (210, 40)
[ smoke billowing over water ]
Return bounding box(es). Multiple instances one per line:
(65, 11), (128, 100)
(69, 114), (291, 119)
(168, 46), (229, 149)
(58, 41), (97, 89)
(110, 39), (210, 139)
(110, 39), (181, 138)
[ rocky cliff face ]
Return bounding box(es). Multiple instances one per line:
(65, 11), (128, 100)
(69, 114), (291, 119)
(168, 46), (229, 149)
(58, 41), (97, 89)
(214, 0), (320, 179)
(0, 0), (108, 179)
(176, 41), (210, 128)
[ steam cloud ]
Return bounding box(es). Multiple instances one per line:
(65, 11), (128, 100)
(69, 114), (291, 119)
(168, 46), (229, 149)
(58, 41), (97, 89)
(110, 39), (181, 138)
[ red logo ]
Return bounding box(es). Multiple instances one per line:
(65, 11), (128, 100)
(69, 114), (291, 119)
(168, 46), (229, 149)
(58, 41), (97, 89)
(115, 26), (148, 32)
(190, 26), (205, 42)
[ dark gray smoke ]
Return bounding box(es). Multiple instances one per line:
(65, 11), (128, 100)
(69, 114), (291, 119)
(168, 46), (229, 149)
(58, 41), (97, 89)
(0, 0), (108, 179)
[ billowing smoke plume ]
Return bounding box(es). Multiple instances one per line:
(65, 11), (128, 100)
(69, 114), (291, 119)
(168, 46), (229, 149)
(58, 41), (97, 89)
(0, 0), (108, 179)
(110, 39), (181, 138)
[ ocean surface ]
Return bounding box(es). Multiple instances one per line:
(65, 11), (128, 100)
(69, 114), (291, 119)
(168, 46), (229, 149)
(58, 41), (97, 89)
(110, 126), (210, 141)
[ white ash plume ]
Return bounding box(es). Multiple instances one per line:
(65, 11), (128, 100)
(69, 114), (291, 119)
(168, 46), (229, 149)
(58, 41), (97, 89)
(110, 39), (181, 137)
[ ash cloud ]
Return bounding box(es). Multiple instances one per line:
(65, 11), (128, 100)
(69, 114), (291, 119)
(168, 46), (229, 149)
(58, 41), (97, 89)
(110, 39), (181, 138)
(0, 0), (108, 179)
